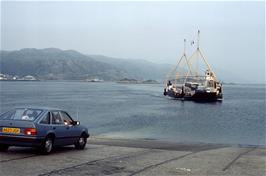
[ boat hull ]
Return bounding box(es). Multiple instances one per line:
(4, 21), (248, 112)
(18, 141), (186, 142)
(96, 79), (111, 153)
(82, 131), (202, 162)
(164, 89), (184, 99)
(187, 92), (222, 102)
(164, 89), (222, 102)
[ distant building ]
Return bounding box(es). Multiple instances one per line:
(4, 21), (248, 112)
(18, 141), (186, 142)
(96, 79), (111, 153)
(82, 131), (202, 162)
(12, 76), (19, 80)
(0, 74), (7, 80)
(85, 78), (103, 82)
(23, 75), (37, 81)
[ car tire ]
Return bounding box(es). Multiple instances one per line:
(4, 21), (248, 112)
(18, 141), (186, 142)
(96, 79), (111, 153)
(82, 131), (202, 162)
(0, 144), (9, 152)
(74, 134), (87, 150)
(40, 137), (54, 154)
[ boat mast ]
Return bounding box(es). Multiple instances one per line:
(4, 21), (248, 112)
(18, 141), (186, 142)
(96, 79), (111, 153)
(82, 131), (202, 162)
(187, 30), (217, 82)
(174, 39), (188, 85)
(196, 30), (200, 81)
(184, 39), (193, 83)
(197, 30), (217, 81)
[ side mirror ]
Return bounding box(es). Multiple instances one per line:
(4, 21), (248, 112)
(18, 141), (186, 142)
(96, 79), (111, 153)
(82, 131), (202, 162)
(72, 121), (80, 125)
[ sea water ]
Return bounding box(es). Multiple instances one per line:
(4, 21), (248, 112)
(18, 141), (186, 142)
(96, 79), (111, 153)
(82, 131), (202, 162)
(0, 81), (265, 146)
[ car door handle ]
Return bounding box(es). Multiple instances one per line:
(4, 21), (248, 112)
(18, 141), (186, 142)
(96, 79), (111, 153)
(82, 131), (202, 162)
(66, 126), (70, 129)
(53, 127), (56, 130)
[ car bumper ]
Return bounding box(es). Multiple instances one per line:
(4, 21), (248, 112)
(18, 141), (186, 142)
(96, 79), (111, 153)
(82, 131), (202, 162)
(0, 134), (44, 147)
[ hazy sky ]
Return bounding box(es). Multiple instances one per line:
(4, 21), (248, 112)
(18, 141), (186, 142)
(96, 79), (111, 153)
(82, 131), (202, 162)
(1, 1), (265, 83)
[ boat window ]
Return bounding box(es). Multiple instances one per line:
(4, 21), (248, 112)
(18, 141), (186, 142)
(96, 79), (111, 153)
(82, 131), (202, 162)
(40, 112), (51, 124)
(208, 81), (214, 87)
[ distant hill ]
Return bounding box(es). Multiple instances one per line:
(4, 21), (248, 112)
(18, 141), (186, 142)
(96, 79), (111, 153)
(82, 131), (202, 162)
(0, 48), (170, 81)
(89, 55), (170, 81)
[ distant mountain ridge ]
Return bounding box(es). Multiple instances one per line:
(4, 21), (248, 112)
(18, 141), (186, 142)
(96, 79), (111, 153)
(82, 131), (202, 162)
(89, 54), (170, 81)
(0, 48), (170, 81)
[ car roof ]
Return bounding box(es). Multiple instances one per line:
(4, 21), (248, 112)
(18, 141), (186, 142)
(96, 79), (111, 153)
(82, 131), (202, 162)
(14, 106), (64, 111)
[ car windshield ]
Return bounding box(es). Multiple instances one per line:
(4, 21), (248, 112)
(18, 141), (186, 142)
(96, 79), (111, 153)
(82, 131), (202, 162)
(0, 108), (43, 121)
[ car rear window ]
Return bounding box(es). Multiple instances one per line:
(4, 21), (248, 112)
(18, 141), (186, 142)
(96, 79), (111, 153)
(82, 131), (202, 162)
(0, 108), (43, 121)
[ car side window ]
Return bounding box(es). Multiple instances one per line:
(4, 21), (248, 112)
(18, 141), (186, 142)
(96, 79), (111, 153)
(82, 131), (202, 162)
(60, 111), (73, 125)
(40, 112), (50, 124)
(51, 111), (63, 125)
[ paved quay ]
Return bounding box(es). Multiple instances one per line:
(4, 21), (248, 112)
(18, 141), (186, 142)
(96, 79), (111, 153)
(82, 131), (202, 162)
(0, 137), (265, 176)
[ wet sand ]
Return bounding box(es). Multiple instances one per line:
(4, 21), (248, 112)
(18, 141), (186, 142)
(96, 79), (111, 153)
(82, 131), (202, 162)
(0, 137), (265, 176)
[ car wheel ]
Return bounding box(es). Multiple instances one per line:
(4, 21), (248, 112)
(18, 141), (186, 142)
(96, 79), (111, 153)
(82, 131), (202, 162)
(41, 137), (53, 154)
(0, 144), (9, 152)
(75, 135), (87, 150)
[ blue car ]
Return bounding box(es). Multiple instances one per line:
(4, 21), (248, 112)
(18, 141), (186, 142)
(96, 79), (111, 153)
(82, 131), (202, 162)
(0, 107), (90, 154)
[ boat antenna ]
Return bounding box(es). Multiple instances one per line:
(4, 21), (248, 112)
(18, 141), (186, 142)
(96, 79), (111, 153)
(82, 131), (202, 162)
(197, 30), (200, 50)
(76, 107), (79, 121)
(183, 39), (186, 56)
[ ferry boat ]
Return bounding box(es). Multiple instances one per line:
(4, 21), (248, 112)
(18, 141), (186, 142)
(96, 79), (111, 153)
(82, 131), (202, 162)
(164, 31), (223, 101)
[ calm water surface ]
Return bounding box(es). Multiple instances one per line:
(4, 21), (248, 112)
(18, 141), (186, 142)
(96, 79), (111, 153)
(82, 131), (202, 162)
(0, 81), (265, 146)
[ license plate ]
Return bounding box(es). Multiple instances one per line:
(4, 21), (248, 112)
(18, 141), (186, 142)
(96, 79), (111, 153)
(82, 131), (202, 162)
(2, 127), (20, 134)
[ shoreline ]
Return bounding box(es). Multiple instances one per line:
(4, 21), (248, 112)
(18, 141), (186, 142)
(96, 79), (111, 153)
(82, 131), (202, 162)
(90, 136), (266, 151)
(1, 137), (265, 176)
(1, 80), (265, 86)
